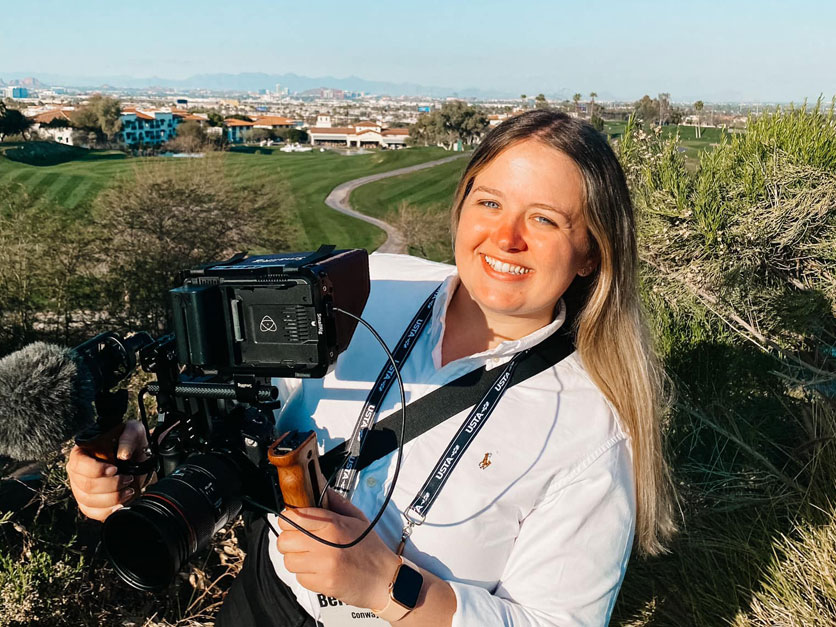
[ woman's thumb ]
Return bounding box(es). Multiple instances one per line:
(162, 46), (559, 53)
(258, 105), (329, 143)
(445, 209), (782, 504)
(117, 420), (147, 461)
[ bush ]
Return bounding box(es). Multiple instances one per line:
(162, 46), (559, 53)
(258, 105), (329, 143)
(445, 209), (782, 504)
(611, 100), (836, 625)
(95, 155), (297, 331)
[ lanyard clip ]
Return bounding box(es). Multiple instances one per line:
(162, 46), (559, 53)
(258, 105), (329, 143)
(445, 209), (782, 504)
(404, 508), (426, 527)
(396, 519), (416, 557)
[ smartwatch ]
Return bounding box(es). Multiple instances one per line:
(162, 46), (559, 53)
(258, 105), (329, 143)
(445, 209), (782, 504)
(372, 557), (424, 622)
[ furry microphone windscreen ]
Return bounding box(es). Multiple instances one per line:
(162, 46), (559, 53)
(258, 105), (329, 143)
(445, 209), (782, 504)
(0, 342), (96, 460)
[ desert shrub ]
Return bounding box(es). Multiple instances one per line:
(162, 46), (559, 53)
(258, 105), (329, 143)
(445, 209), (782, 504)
(393, 200), (453, 262)
(94, 155), (297, 331)
(611, 100), (836, 625)
(734, 503), (836, 627)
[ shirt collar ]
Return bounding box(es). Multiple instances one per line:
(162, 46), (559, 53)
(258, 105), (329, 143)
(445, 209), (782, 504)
(429, 273), (567, 369)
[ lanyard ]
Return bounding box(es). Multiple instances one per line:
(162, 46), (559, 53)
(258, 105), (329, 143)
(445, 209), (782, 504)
(333, 286), (440, 496)
(396, 350), (525, 553)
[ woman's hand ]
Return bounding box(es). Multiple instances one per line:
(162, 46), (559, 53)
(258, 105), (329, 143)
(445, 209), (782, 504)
(66, 420), (148, 521)
(276, 490), (401, 610)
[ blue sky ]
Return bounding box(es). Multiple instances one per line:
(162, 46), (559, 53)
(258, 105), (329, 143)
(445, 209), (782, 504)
(2, 0), (833, 102)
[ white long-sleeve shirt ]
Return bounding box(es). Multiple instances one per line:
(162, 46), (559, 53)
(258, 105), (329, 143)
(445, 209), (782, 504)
(268, 253), (635, 626)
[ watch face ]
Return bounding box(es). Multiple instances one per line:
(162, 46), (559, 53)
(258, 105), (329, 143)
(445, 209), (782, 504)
(392, 565), (423, 609)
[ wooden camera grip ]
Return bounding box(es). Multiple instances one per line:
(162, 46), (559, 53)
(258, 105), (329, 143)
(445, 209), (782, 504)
(268, 430), (329, 509)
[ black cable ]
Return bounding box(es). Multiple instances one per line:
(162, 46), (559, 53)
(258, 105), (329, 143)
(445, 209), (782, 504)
(271, 307), (408, 550)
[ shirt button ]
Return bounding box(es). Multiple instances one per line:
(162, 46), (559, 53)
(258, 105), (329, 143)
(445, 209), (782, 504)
(366, 476), (378, 488)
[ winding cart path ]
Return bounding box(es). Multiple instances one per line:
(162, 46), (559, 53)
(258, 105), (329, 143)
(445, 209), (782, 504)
(324, 153), (467, 253)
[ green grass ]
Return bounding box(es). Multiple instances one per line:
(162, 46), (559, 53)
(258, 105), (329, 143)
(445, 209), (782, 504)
(0, 144), (134, 215)
(349, 155), (467, 220)
(0, 143), (450, 250)
(223, 146), (450, 251)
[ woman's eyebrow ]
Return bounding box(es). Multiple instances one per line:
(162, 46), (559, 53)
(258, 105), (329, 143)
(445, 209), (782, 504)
(531, 203), (572, 219)
(473, 185), (574, 220)
(473, 185), (504, 196)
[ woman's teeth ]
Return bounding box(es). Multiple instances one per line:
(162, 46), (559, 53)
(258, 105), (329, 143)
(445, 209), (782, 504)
(483, 255), (531, 275)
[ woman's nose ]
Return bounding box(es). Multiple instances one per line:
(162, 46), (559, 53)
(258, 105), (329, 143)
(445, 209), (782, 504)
(490, 215), (527, 252)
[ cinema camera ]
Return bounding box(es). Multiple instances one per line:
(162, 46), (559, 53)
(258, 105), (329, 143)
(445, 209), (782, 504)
(75, 245), (370, 591)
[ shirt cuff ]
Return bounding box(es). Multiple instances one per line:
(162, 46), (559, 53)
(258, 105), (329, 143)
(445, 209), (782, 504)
(448, 580), (544, 627)
(449, 580), (491, 627)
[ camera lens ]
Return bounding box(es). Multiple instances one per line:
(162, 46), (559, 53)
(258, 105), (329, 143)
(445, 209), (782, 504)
(102, 453), (244, 591)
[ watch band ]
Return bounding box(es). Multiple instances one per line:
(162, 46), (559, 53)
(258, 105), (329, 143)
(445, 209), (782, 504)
(372, 557), (423, 622)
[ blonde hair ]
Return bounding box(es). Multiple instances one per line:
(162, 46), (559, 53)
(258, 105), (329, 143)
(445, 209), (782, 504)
(451, 110), (675, 555)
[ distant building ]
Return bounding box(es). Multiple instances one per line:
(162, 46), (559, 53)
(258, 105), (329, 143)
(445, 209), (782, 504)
(252, 116), (303, 132)
(224, 118), (254, 142)
(29, 108), (76, 145)
(120, 108), (179, 146)
(4, 86), (29, 99)
(308, 120), (409, 148)
(488, 113), (513, 126)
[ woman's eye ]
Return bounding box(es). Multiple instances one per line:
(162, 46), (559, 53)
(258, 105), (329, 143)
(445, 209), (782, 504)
(534, 215), (557, 226)
(479, 200), (500, 209)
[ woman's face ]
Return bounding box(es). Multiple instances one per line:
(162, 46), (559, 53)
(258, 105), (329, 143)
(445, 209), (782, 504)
(454, 139), (595, 327)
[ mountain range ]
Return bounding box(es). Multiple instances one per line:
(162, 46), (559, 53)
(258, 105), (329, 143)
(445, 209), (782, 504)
(0, 71), (603, 101)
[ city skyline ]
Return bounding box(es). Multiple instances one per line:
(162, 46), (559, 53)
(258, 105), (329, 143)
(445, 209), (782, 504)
(2, 0), (834, 103)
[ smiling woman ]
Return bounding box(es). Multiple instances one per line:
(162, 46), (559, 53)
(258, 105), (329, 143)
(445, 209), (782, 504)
(449, 110), (675, 554)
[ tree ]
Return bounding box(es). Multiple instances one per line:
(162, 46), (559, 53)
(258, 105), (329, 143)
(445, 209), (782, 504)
(520, 94), (527, 109)
(0, 183), (99, 349)
(393, 201), (452, 262)
(694, 100), (704, 138)
(207, 111), (225, 127)
(634, 95), (657, 123)
(73, 94), (122, 143)
(409, 102), (488, 150)
(657, 92), (671, 126)
(572, 93), (582, 116)
(589, 92), (598, 118)
(248, 128), (274, 143)
(276, 128), (308, 144)
(534, 93), (548, 109)
(589, 114), (604, 132)
(164, 120), (209, 153)
(94, 156), (297, 330)
(0, 107), (33, 140)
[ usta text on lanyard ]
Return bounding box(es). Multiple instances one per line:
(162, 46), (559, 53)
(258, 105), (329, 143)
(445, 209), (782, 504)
(332, 285), (529, 557)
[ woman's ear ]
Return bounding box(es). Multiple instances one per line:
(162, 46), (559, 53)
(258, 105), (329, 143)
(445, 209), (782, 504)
(577, 249), (600, 277)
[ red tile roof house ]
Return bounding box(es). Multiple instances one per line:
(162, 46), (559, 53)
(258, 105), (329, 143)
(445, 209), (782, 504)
(223, 117), (255, 143)
(308, 120), (410, 148)
(29, 108), (76, 145)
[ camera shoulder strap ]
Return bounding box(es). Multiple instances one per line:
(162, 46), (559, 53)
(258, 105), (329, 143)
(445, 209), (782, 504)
(319, 324), (574, 480)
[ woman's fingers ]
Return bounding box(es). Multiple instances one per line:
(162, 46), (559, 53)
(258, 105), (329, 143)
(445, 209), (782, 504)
(278, 506), (338, 533)
(276, 529), (309, 554)
(69, 469), (132, 495)
(79, 504), (125, 520)
(325, 489), (367, 520)
(67, 422), (147, 523)
(67, 445), (116, 479)
(71, 483), (135, 509)
(282, 551), (318, 575)
(117, 420), (148, 461)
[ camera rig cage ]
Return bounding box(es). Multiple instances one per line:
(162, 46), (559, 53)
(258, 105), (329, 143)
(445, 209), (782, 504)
(74, 245), (371, 590)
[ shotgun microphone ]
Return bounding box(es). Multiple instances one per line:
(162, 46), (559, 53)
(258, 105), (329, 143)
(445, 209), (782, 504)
(0, 332), (152, 460)
(0, 341), (95, 460)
